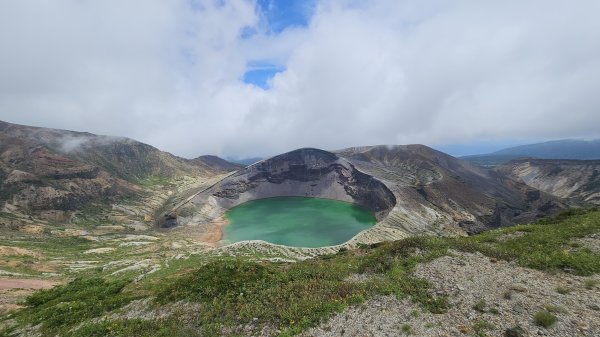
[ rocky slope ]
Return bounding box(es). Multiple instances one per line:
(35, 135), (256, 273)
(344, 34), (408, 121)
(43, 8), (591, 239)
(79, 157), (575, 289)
(0, 132), (137, 222)
(498, 158), (600, 205)
(190, 155), (244, 173)
(302, 250), (600, 337)
(170, 145), (563, 242)
(339, 145), (562, 235)
(0, 119), (578, 245)
(0, 120), (226, 180)
(0, 120), (235, 224)
(172, 148), (397, 229)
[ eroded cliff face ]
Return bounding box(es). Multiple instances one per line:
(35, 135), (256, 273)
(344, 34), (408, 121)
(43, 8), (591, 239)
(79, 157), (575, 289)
(338, 145), (563, 235)
(498, 158), (600, 205)
(174, 148), (397, 226)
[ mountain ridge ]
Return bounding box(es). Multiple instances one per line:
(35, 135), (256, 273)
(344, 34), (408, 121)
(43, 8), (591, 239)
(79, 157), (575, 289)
(0, 120), (238, 222)
(172, 144), (563, 239)
(462, 139), (600, 167)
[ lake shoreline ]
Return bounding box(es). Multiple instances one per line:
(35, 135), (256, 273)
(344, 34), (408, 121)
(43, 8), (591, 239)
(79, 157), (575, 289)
(222, 197), (376, 248)
(200, 216), (229, 246)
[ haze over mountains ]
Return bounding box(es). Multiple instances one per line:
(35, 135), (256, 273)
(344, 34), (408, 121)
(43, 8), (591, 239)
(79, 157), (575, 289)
(4, 119), (599, 240)
(463, 139), (600, 167)
(0, 120), (234, 223)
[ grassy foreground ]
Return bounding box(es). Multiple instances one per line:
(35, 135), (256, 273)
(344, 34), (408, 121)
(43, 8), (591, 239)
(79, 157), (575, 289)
(1, 208), (600, 336)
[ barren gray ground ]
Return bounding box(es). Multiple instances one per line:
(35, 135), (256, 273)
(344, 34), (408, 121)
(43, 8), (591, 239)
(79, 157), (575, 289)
(301, 251), (600, 337)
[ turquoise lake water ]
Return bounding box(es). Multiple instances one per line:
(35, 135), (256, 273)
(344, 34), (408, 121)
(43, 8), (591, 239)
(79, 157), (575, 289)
(223, 197), (376, 248)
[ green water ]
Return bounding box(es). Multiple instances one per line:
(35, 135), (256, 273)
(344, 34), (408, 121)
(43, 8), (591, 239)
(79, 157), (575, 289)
(223, 197), (376, 248)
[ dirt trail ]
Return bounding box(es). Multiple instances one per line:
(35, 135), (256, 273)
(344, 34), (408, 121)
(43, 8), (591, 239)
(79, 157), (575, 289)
(199, 217), (229, 246)
(0, 278), (58, 290)
(0, 278), (59, 313)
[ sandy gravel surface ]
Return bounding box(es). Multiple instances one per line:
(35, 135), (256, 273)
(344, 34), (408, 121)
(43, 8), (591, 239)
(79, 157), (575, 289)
(301, 251), (600, 337)
(0, 278), (59, 313)
(0, 278), (57, 290)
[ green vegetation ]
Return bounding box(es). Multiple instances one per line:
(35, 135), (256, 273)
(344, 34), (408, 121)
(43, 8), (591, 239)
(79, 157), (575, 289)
(584, 278), (598, 289)
(450, 208), (600, 275)
(149, 237), (448, 336)
(136, 175), (174, 188)
(504, 326), (526, 337)
(472, 299), (487, 312)
(1, 208), (599, 336)
(473, 320), (495, 337)
(533, 310), (558, 328)
(543, 305), (565, 313)
(424, 322), (436, 329)
(2, 237), (449, 336)
(16, 278), (139, 336)
(555, 286), (572, 294)
(1, 236), (92, 259)
(401, 323), (413, 334)
(71, 200), (113, 227)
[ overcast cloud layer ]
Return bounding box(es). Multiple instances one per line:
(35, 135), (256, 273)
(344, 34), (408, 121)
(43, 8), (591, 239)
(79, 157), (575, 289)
(1, 0), (599, 158)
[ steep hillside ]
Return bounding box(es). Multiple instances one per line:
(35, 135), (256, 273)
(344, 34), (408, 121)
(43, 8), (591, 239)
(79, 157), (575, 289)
(0, 120), (235, 223)
(170, 145), (562, 240)
(337, 145), (562, 234)
(498, 158), (600, 205)
(0, 132), (138, 222)
(0, 120), (224, 181)
(189, 155), (244, 173)
(171, 148), (397, 232)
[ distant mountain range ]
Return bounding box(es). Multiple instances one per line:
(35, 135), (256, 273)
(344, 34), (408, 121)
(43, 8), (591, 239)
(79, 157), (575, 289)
(225, 157), (263, 166)
(462, 139), (600, 166)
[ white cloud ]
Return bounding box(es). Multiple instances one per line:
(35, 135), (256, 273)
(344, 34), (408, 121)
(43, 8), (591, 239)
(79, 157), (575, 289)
(1, 0), (599, 158)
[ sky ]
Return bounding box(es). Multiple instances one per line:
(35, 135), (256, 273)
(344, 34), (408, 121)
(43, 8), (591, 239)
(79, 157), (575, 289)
(1, 0), (599, 159)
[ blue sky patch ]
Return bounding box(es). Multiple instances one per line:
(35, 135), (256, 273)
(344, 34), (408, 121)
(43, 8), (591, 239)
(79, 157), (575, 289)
(240, 1), (314, 87)
(243, 65), (285, 89)
(256, 0), (316, 34)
